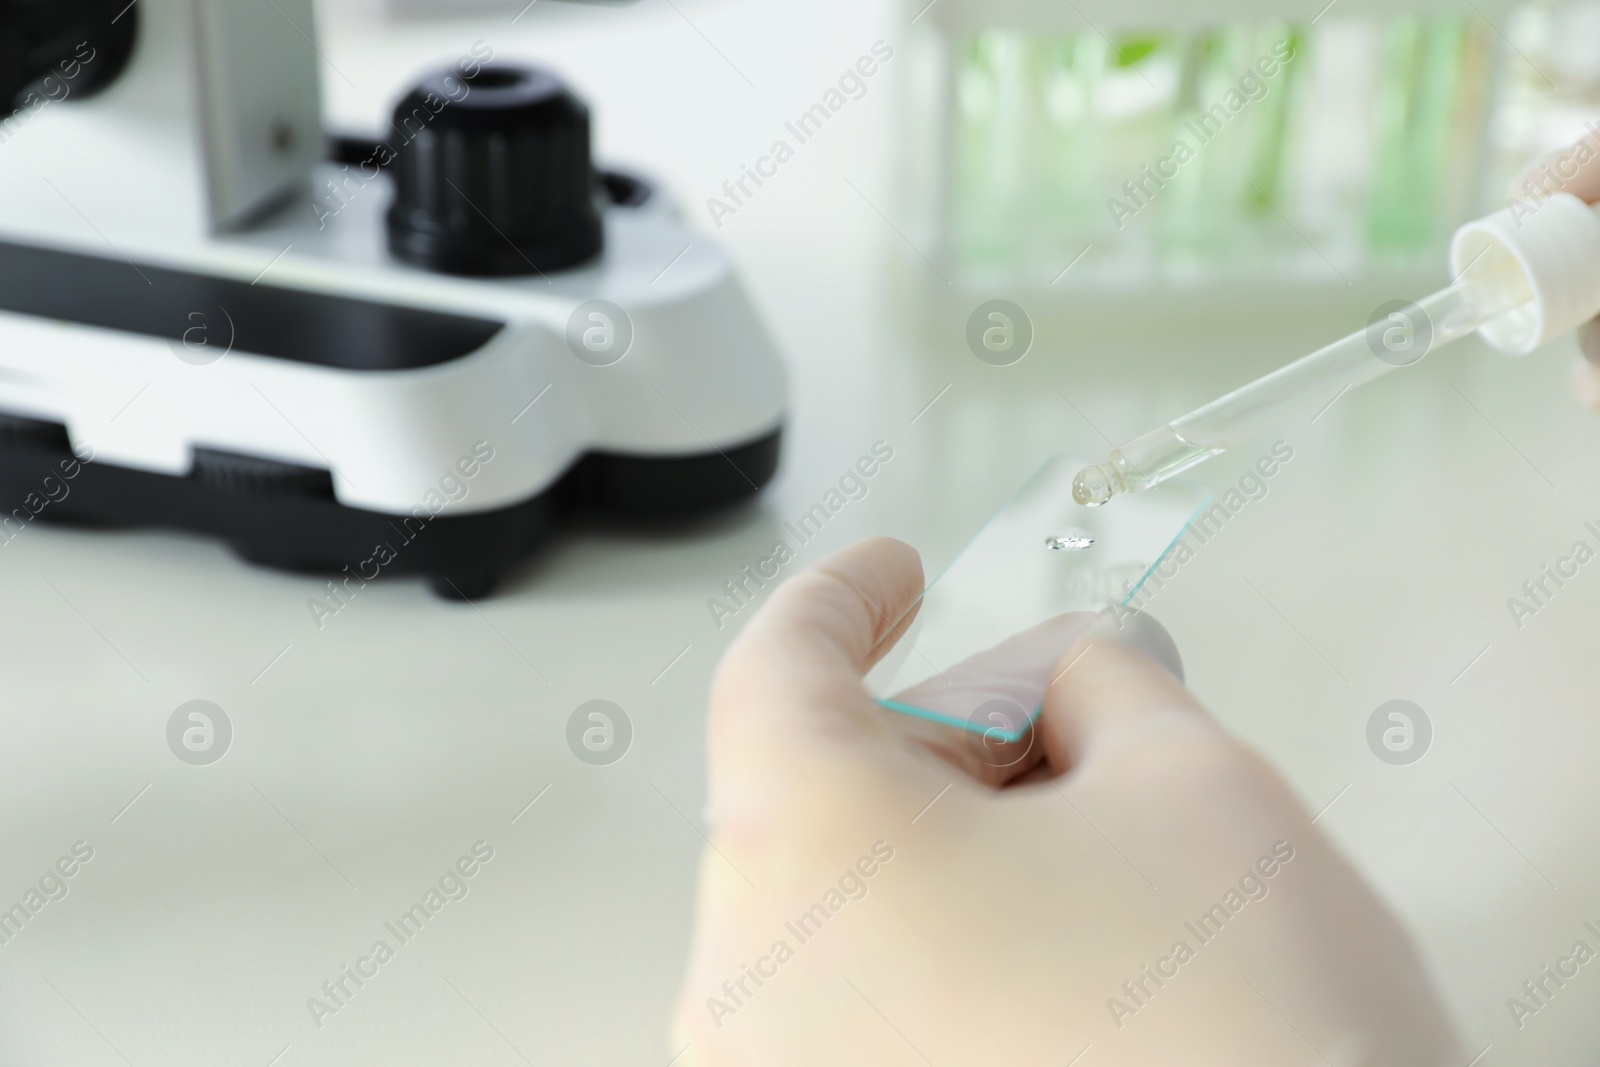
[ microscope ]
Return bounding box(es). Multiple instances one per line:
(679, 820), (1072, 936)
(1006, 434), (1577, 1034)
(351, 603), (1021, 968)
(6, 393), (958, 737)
(0, 0), (785, 597)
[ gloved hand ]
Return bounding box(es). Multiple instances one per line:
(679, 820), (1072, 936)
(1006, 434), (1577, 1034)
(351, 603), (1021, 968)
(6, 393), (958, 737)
(672, 536), (1464, 1066)
(1511, 138), (1600, 408)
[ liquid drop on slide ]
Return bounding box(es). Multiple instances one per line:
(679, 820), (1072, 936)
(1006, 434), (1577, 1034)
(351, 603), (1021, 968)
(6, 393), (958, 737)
(1045, 528), (1095, 551)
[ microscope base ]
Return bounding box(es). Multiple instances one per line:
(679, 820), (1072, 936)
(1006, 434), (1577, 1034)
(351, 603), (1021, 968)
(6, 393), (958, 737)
(0, 423), (780, 600)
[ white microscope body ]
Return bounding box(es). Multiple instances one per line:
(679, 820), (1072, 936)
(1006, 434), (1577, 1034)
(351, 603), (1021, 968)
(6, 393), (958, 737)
(0, 0), (786, 596)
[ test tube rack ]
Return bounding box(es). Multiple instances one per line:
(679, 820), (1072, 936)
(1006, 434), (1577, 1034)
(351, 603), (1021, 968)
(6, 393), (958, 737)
(895, 0), (1591, 328)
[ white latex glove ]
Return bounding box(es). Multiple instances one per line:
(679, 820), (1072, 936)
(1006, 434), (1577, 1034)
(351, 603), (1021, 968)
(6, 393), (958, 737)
(672, 537), (1464, 1066)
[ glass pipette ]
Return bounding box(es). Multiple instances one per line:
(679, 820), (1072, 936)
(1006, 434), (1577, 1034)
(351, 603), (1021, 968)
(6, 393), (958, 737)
(1071, 255), (1535, 506)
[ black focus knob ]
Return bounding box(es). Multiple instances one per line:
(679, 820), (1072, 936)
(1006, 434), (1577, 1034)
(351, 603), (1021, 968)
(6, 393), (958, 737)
(0, 0), (139, 114)
(385, 64), (604, 277)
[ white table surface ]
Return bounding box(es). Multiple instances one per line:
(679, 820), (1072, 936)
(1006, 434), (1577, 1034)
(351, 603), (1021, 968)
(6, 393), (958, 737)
(3, 1), (1599, 1063)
